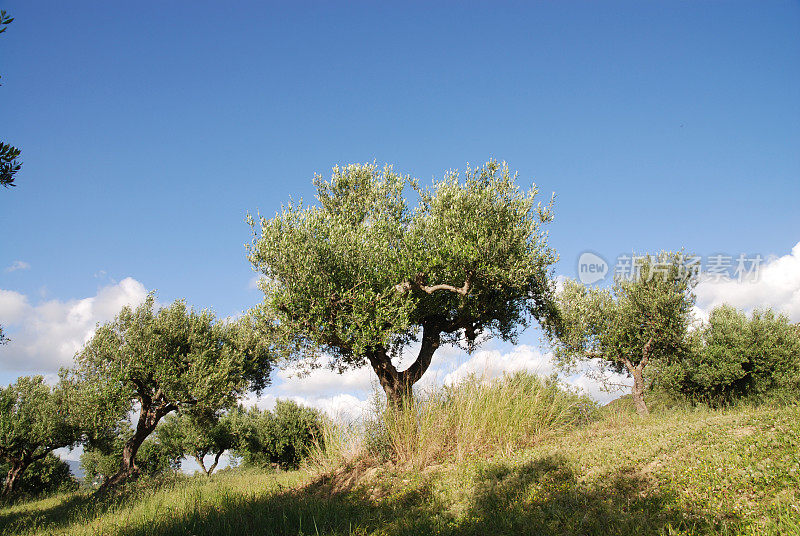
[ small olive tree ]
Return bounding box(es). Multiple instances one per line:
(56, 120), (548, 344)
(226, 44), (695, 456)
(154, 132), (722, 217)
(551, 252), (696, 416)
(233, 400), (323, 470)
(74, 294), (274, 489)
(156, 411), (236, 477)
(657, 305), (800, 404)
(248, 160), (559, 408)
(0, 375), (81, 497)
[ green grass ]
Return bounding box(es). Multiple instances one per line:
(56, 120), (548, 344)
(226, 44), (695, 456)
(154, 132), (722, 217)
(2, 379), (799, 535)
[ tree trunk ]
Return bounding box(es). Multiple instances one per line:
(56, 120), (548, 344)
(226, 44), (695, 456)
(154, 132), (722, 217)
(193, 454), (208, 476)
(99, 402), (174, 491)
(623, 339), (652, 417)
(1, 459), (29, 498)
(206, 450), (224, 477)
(631, 365), (649, 417)
(367, 324), (441, 410)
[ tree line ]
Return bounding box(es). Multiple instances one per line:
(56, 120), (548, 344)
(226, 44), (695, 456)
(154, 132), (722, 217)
(2, 160), (798, 500)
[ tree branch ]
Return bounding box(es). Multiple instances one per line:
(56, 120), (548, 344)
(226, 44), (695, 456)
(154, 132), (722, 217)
(395, 271), (473, 296)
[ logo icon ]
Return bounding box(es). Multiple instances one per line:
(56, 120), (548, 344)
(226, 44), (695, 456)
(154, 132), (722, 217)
(577, 252), (608, 284)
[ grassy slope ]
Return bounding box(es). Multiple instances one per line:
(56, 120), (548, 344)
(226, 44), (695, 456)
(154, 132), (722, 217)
(1, 404), (798, 536)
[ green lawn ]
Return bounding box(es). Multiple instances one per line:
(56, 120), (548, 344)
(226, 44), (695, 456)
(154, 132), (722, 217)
(2, 404), (798, 535)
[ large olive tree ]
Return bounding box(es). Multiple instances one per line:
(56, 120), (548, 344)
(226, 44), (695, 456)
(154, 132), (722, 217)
(0, 375), (81, 497)
(74, 294), (274, 488)
(248, 160), (559, 407)
(551, 252), (696, 416)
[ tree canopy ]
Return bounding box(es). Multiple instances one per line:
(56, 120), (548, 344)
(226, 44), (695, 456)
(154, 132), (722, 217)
(0, 375), (82, 497)
(656, 305), (800, 405)
(74, 294), (274, 488)
(550, 252), (696, 416)
(248, 160), (559, 406)
(156, 410), (237, 477)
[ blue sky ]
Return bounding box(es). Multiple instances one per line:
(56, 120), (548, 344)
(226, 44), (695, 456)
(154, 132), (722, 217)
(1, 1), (799, 407)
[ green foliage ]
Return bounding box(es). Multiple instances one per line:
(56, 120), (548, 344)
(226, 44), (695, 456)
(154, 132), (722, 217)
(0, 375), (83, 496)
(1, 12), (22, 188)
(656, 305), (800, 405)
(73, 294), (274, 485)
(0, 142), (21, 188)
(248, 160), (558, 403)
(156, 411), (236, 475)
(550, 252), (696, 414)
(81, 434), (180, 487)
(75, 294), (274, 418)
(0, 455), (78, 498)
(233, 400), (323, 470)
(553, 252), (696, 373)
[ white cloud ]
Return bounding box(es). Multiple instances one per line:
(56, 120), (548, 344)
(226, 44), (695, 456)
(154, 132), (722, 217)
(243, 390), (373, 423)
(0, 277), (149, 373)
(695, 241), (800, 322)
(5, 260), (31, 273)
(440, 344), (555, 386)
(276, 359), (375, 396)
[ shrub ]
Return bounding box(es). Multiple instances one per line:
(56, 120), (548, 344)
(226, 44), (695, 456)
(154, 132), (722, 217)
(233, 400), (324, 470)
(0, 454), (77, 498)
(656, 305), (800, 405)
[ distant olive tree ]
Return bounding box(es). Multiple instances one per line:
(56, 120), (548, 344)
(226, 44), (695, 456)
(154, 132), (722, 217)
(0, 375), (82, 497)
(233, 400), (324, 470)
(248, 160), (559, 408)
(551, 252), (696, 416)
(156, 411), (237, 477)
(656, 305), (800, 405)
(74, 294), (274, 489)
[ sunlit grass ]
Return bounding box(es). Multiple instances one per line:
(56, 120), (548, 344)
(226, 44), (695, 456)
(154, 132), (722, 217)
(2, 379), (798, 536)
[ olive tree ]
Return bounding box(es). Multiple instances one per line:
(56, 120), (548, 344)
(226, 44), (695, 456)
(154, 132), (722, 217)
(657, 305), (800, 404)
(156, 411), (236, 477)
(74, 294), (274, 488)
(551, 252), (696, 416)
(0, 375), (81, 497)
(248, 160), (558, 407)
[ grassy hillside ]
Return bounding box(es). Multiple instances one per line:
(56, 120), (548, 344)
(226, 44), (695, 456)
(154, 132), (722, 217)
(1, 401), (798, 536)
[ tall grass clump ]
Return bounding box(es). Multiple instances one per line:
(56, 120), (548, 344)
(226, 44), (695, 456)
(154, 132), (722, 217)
(311, 372), (598, 471)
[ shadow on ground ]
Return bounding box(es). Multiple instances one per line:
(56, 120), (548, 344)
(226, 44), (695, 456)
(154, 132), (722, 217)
(0, 456), (734, 536)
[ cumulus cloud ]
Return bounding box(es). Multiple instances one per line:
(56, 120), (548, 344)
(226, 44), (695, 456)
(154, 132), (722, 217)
(694, 241), (800, 322)
(0, 277), (149, 373)
(440, 344), (555, 386)
(243, 390), (373, 423)
(5, 260), (31, 273)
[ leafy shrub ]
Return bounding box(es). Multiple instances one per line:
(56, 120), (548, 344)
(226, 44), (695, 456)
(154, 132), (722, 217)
(233, 400), (324, 470)
(0, 454), (77, 497)
(656, 305), (800, 405)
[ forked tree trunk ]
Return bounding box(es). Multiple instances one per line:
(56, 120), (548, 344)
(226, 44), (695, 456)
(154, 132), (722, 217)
(206, 450), (224, 477)
(194, 454), (208, 476)
(367, 324), (441, 410)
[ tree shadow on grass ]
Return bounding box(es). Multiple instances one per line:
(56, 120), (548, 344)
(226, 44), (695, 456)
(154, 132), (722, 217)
(0, 477), (180, 535)
(0, 456), (736, 536)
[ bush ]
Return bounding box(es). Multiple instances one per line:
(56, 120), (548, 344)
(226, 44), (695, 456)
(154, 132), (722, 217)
(233, 400), (324, 470)
(656, 305), (800, 405)
(0, 454), (78, 498)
